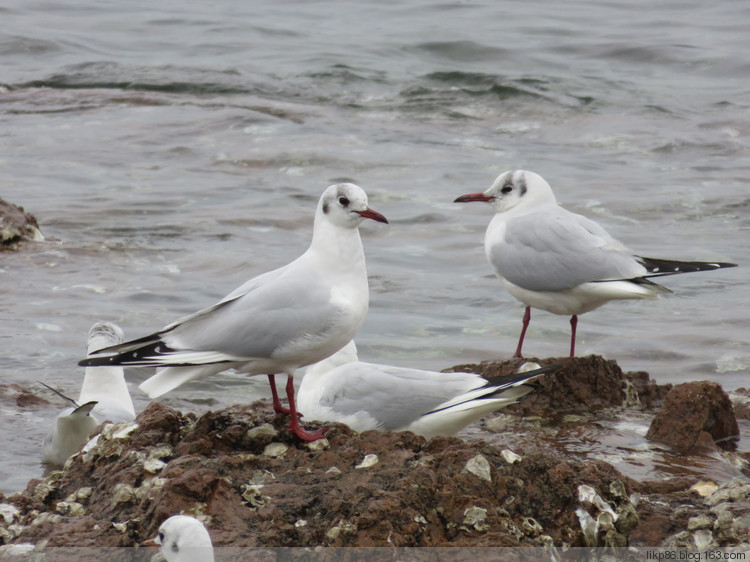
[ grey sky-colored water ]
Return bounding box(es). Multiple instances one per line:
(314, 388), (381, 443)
(1, 0), (749, 493)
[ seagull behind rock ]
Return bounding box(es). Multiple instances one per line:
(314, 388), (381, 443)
(42, 321), (134, 465)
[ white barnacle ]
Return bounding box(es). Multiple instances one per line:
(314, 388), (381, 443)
(355, 454), (379, 469)
(464, 454), (492, 482)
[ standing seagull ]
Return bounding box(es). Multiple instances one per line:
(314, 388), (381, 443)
(297, 341), (556, 438)
(79, 183), (388, 441)
(43, 321), (135, 465)
(454, 170), (736, 358)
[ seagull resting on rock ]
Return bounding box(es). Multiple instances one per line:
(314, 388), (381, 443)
(297, 341), (556, 438)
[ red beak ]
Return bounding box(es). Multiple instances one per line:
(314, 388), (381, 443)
(355, 208), (389, 224)
(454, 192), (494, 203)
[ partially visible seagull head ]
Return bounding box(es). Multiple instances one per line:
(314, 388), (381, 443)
(150, 515), (214, 562)
(86, 321), (125, 355)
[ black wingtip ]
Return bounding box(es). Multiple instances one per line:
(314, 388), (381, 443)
(38, 381), (79, 407)
(78, 356), (118, 367)
(638, 256), (738, 277)
(80, 340), (187, 367)
(482, 363), (561, 388)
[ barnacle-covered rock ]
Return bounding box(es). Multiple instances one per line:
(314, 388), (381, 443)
(0, 357), (748, 551)
(0, 198), (43, 250)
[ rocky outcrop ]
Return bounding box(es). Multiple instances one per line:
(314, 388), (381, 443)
(1, 355), (747, 553)
(0, 198), (43, 250)
(452, 355), (672, 417)
(646, 381), (740, 454)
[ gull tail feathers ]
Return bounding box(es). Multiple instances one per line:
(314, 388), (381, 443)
(80, 337), (236, 368)
(78, 333), (166, 367)
(480, 363), (560, 392)
(428, 384), (535, 418)
(411, 364), (559, 438)
(71, 401), (99, 417)
(138, 364), (229, 398)
(589, 277), (672, 299)
(439, 363), (560, 411)
(406, 390), (529, 439)
(80, 300), (239, 369)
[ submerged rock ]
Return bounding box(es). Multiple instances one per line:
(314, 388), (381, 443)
(646, 381), (739, 454)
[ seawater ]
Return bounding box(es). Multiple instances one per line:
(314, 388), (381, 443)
(1, 0), (749, 493)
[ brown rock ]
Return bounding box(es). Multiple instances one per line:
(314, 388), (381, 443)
(0, 383), (52, 408)
(4, 402), (643, 549)
(622, 370), (672, 409)
(0, 197), (43, 250)
(2, 358), (747, 551)
(646, 381), (739, 454)
(452, 355), (638, 417)
(731, 388), (750, 420)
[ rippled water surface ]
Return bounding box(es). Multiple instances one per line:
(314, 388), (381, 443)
(1, 0), (749, 493)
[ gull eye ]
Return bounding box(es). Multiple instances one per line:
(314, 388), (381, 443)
(338, 196), (350, 206)
(158, 531), (164, 542)
(501, 184), (513, 194)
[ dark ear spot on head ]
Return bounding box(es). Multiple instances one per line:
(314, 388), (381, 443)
(518, 176), (527, 196)
(322, 201), (329, 214)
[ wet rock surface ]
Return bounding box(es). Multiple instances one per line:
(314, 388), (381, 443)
(452, 355), (672, 418)
(0, 383), (52, 409)
(1, 355), (748, 552)
(0, 198), (43, 250)
(646, 381), (740, 454)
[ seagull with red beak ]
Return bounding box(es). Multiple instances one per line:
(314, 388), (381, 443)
(80, 183), (388, 441)
(455, 170), (735, 358)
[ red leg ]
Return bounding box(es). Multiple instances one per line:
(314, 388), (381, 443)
(514, 306), (531, 358)
(285, 375), (327, 441)
(267, 374), (291, 414)
(569, 314), (578, 357)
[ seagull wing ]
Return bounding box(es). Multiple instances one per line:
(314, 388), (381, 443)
(82, 256), (352, 367)
(489, 208), (646, 292)
(318, 362), (484, 430)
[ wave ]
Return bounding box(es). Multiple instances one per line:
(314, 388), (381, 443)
(13, 61), (263, 96)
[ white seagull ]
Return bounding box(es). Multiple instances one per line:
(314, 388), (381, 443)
(145, 515), (214, 562)
(455, 170), (737, 357)
(42, 321), (135, 465)
(297, 341), (556, 438)
(79, 183), (388, 441)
